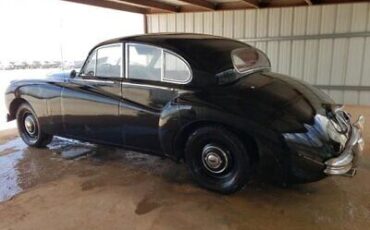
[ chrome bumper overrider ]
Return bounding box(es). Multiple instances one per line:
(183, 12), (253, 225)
(324, 115), (365, 176)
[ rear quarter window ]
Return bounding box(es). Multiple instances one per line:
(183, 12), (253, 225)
(231, 47), (271, 73)
(163, 52), (191, 84)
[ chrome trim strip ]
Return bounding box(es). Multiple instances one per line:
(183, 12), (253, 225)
(73, 78), (115, 84)
(120, 81), (173, 91)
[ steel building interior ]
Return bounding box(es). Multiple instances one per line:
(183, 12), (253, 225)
(66, 0), (370, 105)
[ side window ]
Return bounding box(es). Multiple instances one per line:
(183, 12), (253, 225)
(126, 43), (192, 84)
(127, 44), (162, 81)
(96, 44), (122, 77)
(81, 50), (96, 77)
(163, 52), (191, 83)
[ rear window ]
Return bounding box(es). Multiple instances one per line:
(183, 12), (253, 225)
(231, 47), (270, 73)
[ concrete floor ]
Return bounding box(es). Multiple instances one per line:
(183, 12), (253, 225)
(0, 105), (369, 230)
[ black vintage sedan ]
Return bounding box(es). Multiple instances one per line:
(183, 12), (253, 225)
(5, 34), (365, 193)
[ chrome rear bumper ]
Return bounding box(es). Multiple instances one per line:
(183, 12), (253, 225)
(324, 115), (365, 176)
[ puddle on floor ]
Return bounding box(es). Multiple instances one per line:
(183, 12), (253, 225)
(0, 138), (26, 201)
(0, 135), (180, 202)
(0, 136), (100, 202)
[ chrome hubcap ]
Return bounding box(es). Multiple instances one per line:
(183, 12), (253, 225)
(202, 144), (229, 174)
(24, 114), (36, 136)
(205, 153), (222, 169)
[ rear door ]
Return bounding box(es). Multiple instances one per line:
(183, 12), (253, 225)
(61, 43), (124, 144)
(120, 43), (192, 153)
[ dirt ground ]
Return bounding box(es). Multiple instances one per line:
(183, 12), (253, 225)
(0, 105), (369, 230)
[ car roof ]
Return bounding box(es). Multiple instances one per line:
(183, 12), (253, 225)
(95, 33), (233, 47)
(92, 33), (249, 76)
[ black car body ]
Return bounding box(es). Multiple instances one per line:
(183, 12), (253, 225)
(5, 34), (365, 193)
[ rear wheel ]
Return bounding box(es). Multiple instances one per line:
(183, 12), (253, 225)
(185, 126), (252, 194)
(16, 103), (53, 147)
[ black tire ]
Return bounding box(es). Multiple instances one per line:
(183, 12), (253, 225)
(185, 126), (252, 194)
(16, 103), (53, 147)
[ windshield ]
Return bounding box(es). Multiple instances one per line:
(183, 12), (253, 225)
(231, 47), (271, 73)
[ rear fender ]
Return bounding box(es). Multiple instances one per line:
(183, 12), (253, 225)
(173, 102), (294, 183)
(158, 102), (182, 160)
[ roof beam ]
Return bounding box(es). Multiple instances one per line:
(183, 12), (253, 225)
(258, 0), (307, 8)
(63, 0), (147, 14)
(241, 0), (259, 8)
(118, 0), (178, 12)
(215, 1), (257, 11)
(178, 0), (216, 11)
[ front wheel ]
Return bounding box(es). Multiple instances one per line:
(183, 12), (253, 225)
(185, 126), (252, 194)
(16, 103), (53, 147)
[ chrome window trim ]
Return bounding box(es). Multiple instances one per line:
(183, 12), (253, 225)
(231, 47), (271, 75)
(80, 43), (123, 79)
(95, 43), (123, 78)
(79, 50), (97, 77)
(125, 42), (193, 85)
(94, 50), (97, 76)
(125, 42), (128, 79)
(162, 50), (192, 84)
(160, 49), (164, 82)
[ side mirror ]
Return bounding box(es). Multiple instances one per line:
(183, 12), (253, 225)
(70, 69), (77, 78)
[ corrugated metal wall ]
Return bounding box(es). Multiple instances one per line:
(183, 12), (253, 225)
(147, 2), (370, 105)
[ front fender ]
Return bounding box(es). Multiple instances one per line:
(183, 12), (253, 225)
(5, 81), (63, 134)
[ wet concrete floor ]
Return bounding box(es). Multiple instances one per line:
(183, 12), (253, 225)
(0, 105), (370, 230)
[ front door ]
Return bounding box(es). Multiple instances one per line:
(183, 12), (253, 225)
(61, 43), (124, 144)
